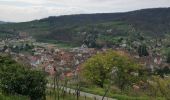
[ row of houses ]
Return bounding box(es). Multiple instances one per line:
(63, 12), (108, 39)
(6, 35), (169, 80)
(12, 44), (96, 79)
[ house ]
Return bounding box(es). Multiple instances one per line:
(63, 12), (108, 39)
(45, 64), (55, 75)
(154, 55), (163, 65)
(5, 48), (11, 53)
(29, 56), (41, 67)
(60, 60), (66, 66)
(81, 44), (88, 49)
(75, 60), (80, 65)
(120, 43), (127, 48)
(19, 32), (29, 39)
(65, 72), (74, 77)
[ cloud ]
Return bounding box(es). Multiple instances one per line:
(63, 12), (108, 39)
(0, 0), (46, 5)
(0, 5), (47, 22)
(0, 0), (170, 22)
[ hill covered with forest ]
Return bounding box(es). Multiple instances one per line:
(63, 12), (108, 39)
(0, 21), (6, 24)
(0, 7), (170, 47)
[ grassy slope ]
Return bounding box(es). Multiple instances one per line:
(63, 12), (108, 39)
(46, 89), (93, 100)
(79, 86), (165, 100)
(68, 85), (166, 100)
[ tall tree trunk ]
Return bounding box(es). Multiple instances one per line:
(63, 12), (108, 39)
(56, 76), (60, 100)
(102, 83), (111, 100)
(54, 77), (56, 100)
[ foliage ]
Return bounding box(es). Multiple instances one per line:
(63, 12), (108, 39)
(148, 76), (170, 100)
(155, 66), (170, 78)
(69, 85), (165, 100)
(84, 33), (97, 48)
(82, 50), (115, 87)
(82, 50), (145, 89)
(46, 89), (93, 100)
(167, 49), (170, 63)
(138, 44), (149, 57)
(2, 45), (8, 52)
(0, 55), (47, 100)
(0, 93), (28, 100)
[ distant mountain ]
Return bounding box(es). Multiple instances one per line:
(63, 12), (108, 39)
(39, 7), (170, 35)
(0, 7), (170, 46)
(0, 21), (6, 24)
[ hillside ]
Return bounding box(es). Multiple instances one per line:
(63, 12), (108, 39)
(0, 7), (170, 46)
(0, 21), (6, 24)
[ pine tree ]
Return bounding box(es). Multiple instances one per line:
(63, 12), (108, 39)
(167, 50), (170, 63)
(138, 44), (149, 57)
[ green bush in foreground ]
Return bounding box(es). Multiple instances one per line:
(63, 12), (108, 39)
(0, 55), (47, 100)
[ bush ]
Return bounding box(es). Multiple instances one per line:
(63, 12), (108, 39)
(0, 55), (47, 100)
(148, 76), (170, 100)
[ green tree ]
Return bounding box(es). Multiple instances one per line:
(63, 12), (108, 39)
(24, 43), (34, 51)
(155, 66), (170, 78)
(84, 33), (97, 48)
(13, 45), (20, 53)
(82, 50), (115, 87)
(149, 76), (170, 99)
(138, 44), (149, 57)
(2, 45), (8, 52)
(111, 53), (145, 90)
(82, 50), (144, 89)
(0, 55), (47, 100)
(167, 50), (170, 63)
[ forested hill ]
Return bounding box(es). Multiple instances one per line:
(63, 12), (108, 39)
(0, 21), (6, 24)
(40, 7), (170, 28)
(0, 7), (170, 46)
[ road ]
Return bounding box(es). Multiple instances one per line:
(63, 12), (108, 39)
(47, 84), (116, 100)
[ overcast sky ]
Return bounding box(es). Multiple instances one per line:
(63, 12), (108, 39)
(0, 0), (170, 22)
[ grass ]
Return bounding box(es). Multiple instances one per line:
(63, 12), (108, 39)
(111, 94), (165, 100)
(48, 77), (162, 100)
(46, 89), (93, 100)
(46, 93), (92, 100)
(0, 93), (28, 100)
(68, 84), (166, 100)
(0, 89), (93, 100)
(81, 87), (165, 100)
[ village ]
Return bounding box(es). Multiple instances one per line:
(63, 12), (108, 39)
(0, 32), (169, 80)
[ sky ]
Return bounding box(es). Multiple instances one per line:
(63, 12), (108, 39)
(0, 0), (170, 22)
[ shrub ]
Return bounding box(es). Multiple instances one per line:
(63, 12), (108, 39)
(0, 56), (47, 100)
